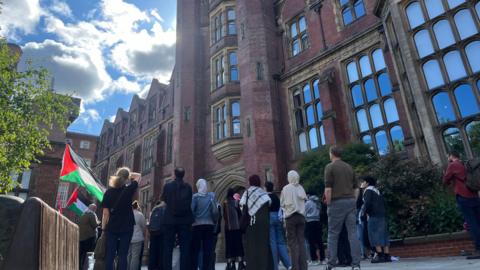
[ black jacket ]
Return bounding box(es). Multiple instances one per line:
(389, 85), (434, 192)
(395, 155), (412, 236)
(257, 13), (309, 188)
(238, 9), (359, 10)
(363, 188), (386, 218)
(161, 178), (194, 225)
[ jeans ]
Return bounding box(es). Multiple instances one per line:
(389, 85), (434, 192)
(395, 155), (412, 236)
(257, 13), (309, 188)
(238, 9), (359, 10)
(79, 237), (95, 270)
(163, 224), (192, 270)
(105, 230), (134, 270)
(149, 233), (164, 270)
(327, 198), (361, 267)
(305, 221), (325, 262)
(456, 195), (480, 250)
(269, 212), (292, 270)
(128, 241), (144, 270)
(356, 223), (365, 257)
(285, 213), (307, 270)
(191, 225), (215, 270)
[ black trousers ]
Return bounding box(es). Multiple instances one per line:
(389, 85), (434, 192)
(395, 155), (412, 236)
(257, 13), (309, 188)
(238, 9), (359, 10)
(149, 232), (164, 270)
(79, 237), (95, 270)
(163, 224), (192, 270)
(305, 221), (325, 261)
(191, 225), (215, 270)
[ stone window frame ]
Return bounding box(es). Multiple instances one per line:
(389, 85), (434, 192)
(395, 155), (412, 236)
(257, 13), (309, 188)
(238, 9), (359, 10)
(211, 97), (242, 144)
(338, 0), (366, 27)
(287, 14), (309, 57)
(291, 77), (326, 153)
(403, 0), (480, 158)
(148, 95), (157, 123)
(344, 47), (405, 155)
(210, 4), (237, 45)
(211, 47), (239, 91)
(142, 133), (156, 174)
(165, 122), (174, 165)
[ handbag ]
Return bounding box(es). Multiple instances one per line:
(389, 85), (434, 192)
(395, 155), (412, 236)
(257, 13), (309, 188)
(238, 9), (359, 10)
(239, 190), (250, 233)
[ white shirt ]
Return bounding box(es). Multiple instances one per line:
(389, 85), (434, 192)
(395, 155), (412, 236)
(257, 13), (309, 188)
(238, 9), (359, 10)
(131, 209), (146, 243)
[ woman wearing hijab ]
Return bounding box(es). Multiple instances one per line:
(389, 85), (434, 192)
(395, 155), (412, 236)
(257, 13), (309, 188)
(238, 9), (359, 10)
(240, 175), (273, 270)
(223, 188), (246, 270)
(281, 170), (308, 270)
(191, 179), (219, 270)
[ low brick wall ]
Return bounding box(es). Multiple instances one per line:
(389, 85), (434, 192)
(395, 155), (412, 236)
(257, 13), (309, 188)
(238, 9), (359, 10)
(390, 231), (474, 258)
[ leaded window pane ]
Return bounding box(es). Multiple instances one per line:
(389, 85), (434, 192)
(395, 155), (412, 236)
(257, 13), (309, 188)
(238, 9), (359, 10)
(299, 133), (308, 152)
(391, 126), (405, 151)
(306, 105), (315, 126)
(313, 80), (320, 99)
(425, 0), (445, 19)
(448, 0), (465, 9)
(351, 84), (363, 107)
(359, 55), (372, 77)
(347, 62), (359, 83)
(320, 125), (326, 145)
(230, 68), (238, 81)
(414, 30), (434, 58)
(378, 73), (392, 96)
(340, 0), (349, 6)
(293, 91), (302, 107)
(228, 9), (236, 20)
(423, 60), (445, 89)
(295, 110), (304, 129)
(309, 129), (319, 149)
(365, 79), (378, 102)
(454, 84), (479, 118)
(299, 17), (307, 32)
(443, 127), (466, 156)
(232, 102), (240, 116)
(433, 92), (456, 123)
(233, 120), (241, 135)
(372, 49), (386, 71)
(443, 50), (467, 81)
(303, 84), (312, 103)
(384, 98), (400, 123)
(354, 1), (366, 18)
(466, 41), (480, 73)
(362, 135), (372, 145)
(375, 131), (389, 155)
(343, 7), (354, 25)
(406, 2), (425, 29)
(370, 104), (384, 128)
(291, 22), (298, 37)
(357, 109), (369, 132)
(433, 20), (456, 49)
(293, 39), (300, 56)
(466, 121), (480, 157)
(454, 9), (477, 40)
(316, 102), (323, 120)
(229, 52), (237, 65)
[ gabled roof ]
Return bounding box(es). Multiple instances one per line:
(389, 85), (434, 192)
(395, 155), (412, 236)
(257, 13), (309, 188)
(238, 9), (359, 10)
(114, 108), (129, 124)
(100, 120), (113, 135)
(129, 94), (145, 112)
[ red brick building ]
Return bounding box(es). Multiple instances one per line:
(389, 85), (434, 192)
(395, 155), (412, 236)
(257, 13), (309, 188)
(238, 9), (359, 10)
(95, 0), (480, 212)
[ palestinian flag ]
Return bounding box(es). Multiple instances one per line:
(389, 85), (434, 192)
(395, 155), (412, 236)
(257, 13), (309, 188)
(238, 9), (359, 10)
(60, 144), (105, 202)
(66, 188), (87, 216)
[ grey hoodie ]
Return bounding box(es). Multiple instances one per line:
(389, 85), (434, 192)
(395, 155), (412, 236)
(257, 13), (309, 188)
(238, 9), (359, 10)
(305, 195), (321, 222)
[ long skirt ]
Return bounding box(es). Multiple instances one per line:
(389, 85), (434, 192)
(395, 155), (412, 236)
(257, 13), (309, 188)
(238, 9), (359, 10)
(245, 204), (273, 270)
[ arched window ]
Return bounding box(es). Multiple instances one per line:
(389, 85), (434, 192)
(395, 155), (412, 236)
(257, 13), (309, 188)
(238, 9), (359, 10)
(372, 49), (386, 71)
(406, 2), (425, 29)
(448, 0), (466, 9)
(370, 104), (384, 128)
(306, 105), (315, 126)
(340, 0), (366, 26)
(454, 9), (477, 40)
(232, 101), (241, 135)
(303, 84), (312, 103)
(443, 50), (467, 81)
(362, 135), (372, 145)
(289, 16), (309, 56)
(466, 121), (480, 157)
(375, 131), (389, 155)
(423, 60), (445, 89)
(465, 41), (480, 73)
(433, 20), (455, 49)
(425, 0), (445, 19)
(454, 84), (479, 118)
(433, 92), (456, 124)
(299, 132), (307, 152)
(359, 55), (372, 77)
(347, 62), (359, 83)
(414, 30), (434, 58)
(351, 84), (363, 107)
(443, 127), (466, 156)
(357, 109), (369, 132)
(364, 79), (378, 102)
(319, 126), (326, 146)
(384, 98), (400, 123)
(378, 73), (392, 96)
(309, 129), (319, 149)
(390, 126), (405, 151)
(295, 110), (304, 129)
(316, 102), (323, 120)
(313, 79), (320, 99)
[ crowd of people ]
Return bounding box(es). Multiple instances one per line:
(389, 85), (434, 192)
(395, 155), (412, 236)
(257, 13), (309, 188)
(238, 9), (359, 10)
(78, 146), (480, 270)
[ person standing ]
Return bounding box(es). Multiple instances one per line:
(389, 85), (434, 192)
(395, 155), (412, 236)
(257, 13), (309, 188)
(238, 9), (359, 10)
(101, 167), (141, 270)
(281, 170), (308, 270)
(324, 146), (361, 270)
(443, 151), (480, 259)
(240, 175), (273, 270)
(360, 176), (391, 263)
(190, 178), (219, 270)
(161, 167), (194, 270)
(265, 181), (292, 270)
(149, 201), (167, 270)
(79, 204), (99, 270)
(305, 193), (325, 266)
(128, 201), (147, 269)
(223, 188), (245, 270)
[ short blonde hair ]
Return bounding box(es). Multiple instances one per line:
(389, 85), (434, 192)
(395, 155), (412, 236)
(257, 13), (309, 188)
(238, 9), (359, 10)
(109, 167), (131, 188)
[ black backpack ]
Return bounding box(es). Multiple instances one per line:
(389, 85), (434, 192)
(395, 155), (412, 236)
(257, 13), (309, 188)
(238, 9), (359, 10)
(465, 158), (480, 192)
(171, 181), (192, 217)
(149, 205), (165, 233)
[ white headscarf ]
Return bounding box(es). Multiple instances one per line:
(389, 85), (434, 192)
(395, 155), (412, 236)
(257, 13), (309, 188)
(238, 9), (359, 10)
(196, 178), (208, 195)
(287, 170), (300, 186)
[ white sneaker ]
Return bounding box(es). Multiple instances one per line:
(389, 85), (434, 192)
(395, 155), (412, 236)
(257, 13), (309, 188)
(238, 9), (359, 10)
(312, 261), (321, 265)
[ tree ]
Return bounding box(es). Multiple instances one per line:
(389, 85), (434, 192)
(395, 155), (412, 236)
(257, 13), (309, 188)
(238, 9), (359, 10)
(0, 40), (78, 193)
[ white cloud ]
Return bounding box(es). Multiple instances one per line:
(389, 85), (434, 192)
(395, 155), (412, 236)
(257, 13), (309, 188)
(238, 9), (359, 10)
(50, 0), (72, 17)
(0, 0), (42, 39)
(86, 109), (100, 122)
(108, 76), (142, 95)
(109, 115), (116, 122)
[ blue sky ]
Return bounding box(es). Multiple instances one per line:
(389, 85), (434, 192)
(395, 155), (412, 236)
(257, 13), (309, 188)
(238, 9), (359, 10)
(0, 0), (177, 135)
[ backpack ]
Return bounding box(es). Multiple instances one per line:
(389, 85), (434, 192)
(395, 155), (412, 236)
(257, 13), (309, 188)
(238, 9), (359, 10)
(465, 158), (480, 192)
(149, 205), (165, 233)
(171, 181), (192, 217)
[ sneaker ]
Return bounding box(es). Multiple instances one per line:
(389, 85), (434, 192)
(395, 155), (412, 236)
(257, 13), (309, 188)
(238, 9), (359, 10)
(371, 253), (385, 264)
(312, 261), (321, 265)
(384, 254), (392, 262)
(466, 250), (480, 260)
